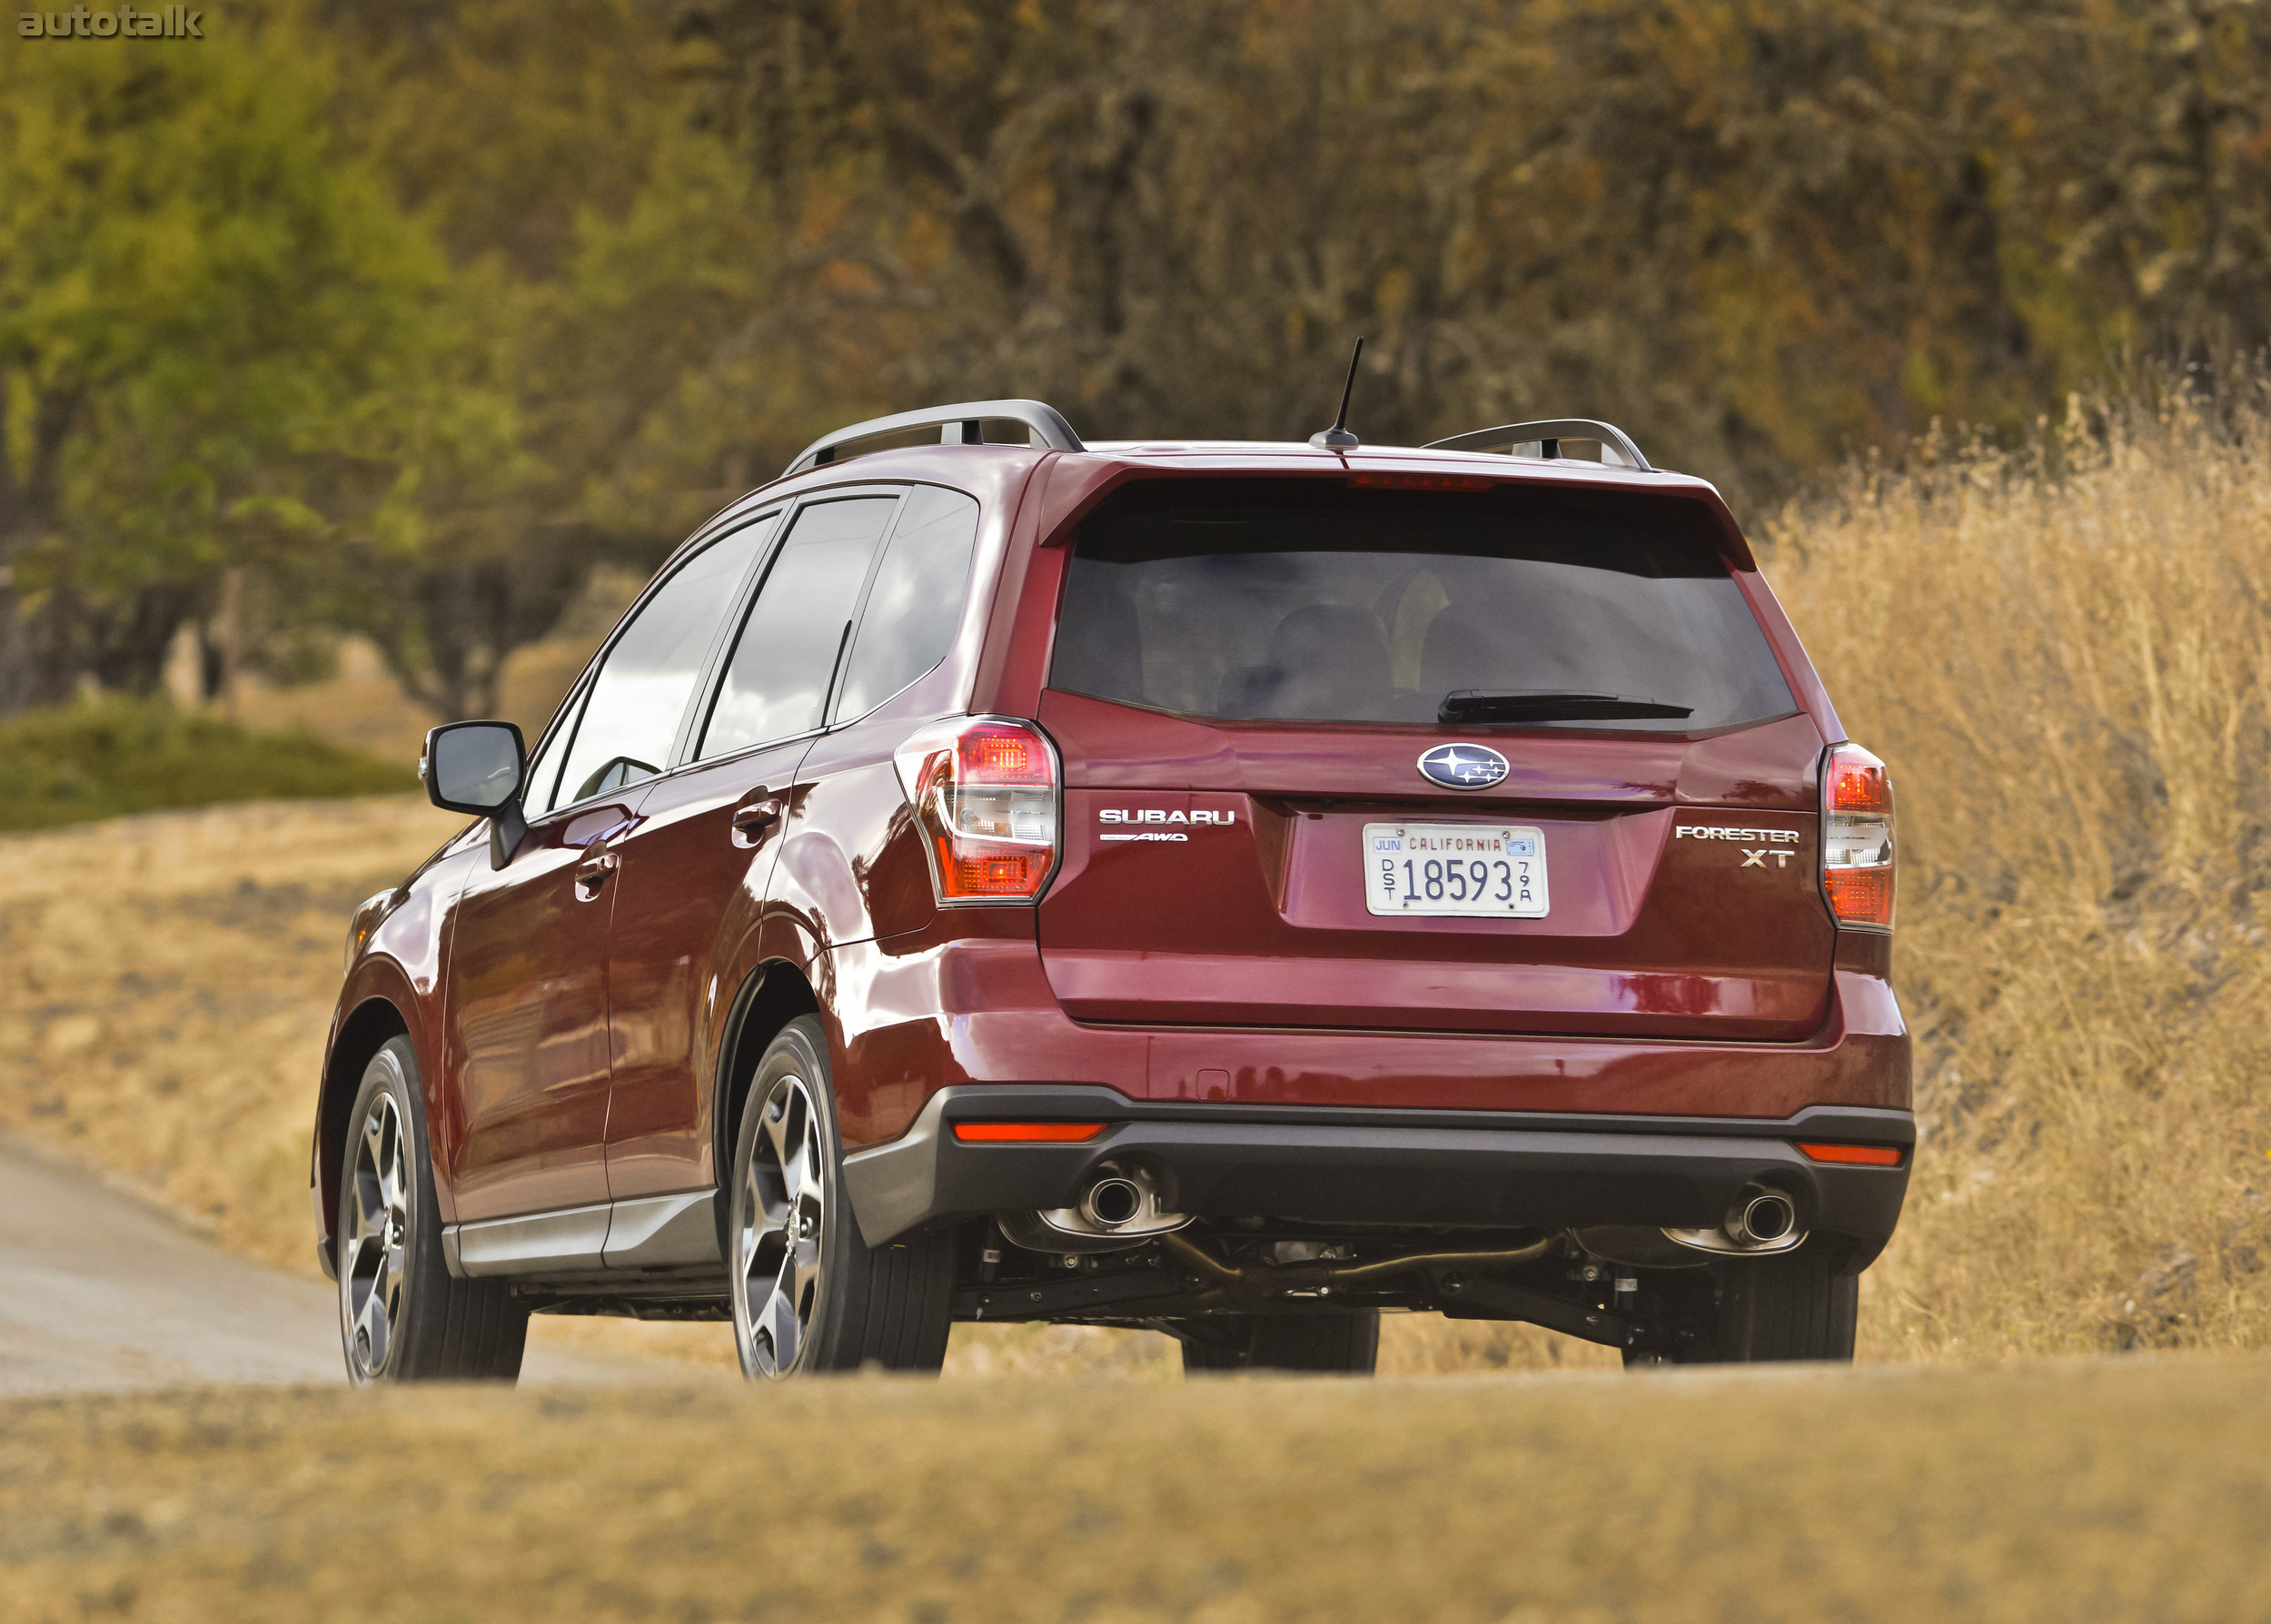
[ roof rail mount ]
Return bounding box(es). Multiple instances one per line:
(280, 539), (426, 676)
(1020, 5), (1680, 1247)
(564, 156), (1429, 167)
(785, 400), (1084, 478)
(1423, 418), (1653, 472)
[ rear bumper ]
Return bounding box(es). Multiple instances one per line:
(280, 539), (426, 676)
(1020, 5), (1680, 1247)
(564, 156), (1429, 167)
(828, 930), (1913, 1148)
(842, 1084), (1913, 1266)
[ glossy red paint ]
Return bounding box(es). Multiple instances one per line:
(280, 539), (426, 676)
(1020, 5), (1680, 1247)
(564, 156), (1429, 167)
(447, 796), (643, 1220)
(313, 435), (1912, 1267)
(1033, 695), (1833, 1038)
(820, 902), (1905, 1150)
(316, 827), (476, 1229)
(601, 740), (805, 1199)
(779, 713), (942, 948)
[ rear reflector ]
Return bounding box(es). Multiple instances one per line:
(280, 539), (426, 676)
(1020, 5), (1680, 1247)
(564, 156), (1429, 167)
(1797, 1141), (1904, 1166)
(952, 1122), (1106, 1144)
(1820, 741), (1895, 930)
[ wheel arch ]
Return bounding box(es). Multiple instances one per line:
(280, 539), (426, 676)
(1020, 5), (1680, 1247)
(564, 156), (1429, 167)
(315, 995), (412, 1253)
(713, 959), (824, 1194)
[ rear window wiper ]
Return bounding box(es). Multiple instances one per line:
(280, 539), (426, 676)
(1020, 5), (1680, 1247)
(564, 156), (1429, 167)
(1438, 689), (1695, 725)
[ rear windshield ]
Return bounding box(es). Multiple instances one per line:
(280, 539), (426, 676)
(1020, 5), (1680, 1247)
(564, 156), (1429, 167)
(1050, 481), (1795, 732)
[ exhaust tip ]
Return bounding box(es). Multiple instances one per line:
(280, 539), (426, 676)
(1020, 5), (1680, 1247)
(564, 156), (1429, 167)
(1731, 1190), (1797, 1245)
(1011, 1161), (1191, 1250)
(1081, 1176), (1146, 1231)
(1660, 1184), (1808, 1257)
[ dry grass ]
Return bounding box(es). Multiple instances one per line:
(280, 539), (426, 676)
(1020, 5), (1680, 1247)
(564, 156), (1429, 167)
(0, 797), (467, 1271)
(1771, 388), (2271, 1360)
(7, 1355), (2270, 1622)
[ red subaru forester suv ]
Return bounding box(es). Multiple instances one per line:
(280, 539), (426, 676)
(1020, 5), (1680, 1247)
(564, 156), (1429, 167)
(314, 401), (1909, 1383)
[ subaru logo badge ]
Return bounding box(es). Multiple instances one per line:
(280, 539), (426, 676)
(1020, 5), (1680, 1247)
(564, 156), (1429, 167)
(1417, 743), (1511, 790)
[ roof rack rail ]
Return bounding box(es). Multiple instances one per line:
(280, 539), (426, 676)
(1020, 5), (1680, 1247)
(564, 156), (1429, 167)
(784, 399), (1085, 477)
(1422, 418), (1653, 472)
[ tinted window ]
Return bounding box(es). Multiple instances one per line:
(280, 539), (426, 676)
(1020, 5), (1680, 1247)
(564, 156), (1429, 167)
(1051, 483), (1793, 733)
(548, 519), (773, 810)
(834, 485), (980, 721)
(701, 496), (897, 758)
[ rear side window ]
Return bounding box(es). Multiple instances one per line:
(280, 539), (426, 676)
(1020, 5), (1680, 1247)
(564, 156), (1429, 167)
(700, 495), (897, 758)
(1050, 482), (1793, 732)
(834, 484), (981, 722)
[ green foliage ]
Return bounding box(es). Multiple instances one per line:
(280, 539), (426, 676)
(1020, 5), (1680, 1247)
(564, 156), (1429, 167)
(0, 21), (479, 701)
(281, 0), (785, 719)
(0, 697), (414, 830)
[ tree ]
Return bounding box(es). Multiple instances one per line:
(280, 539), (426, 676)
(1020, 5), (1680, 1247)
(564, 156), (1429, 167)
(670, 0), (2271, 500)
(0, 21), (478, 711)
(310, 0), (796, 720)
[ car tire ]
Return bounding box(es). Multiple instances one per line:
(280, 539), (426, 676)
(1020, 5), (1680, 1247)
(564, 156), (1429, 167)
(1176, 1312), (1382, 1374)
(729, 1016), (954, 1378)
(1631, 1253), (1859, 1366)
(336, 1036), (528, 1385)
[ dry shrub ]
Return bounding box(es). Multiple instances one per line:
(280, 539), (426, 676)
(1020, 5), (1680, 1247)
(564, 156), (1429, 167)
(1769, 383), (2271, 1360)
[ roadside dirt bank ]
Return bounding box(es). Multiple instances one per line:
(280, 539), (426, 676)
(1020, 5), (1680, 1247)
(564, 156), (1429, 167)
(5, 1353), (2265, 1623)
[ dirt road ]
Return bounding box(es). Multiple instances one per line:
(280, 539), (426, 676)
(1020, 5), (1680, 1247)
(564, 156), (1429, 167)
(0, 1135), (673, 1393)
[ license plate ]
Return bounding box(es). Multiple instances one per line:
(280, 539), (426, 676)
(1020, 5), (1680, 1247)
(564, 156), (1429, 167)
(1363, 823), (1549, 917)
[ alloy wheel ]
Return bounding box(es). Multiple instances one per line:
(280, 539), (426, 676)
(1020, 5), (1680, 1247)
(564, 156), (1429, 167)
(341, 1090), (410, 1383)
(735, 1073), (827, 1378)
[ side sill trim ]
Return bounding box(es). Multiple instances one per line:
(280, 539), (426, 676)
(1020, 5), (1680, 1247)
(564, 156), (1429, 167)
(451, 1202), (611, 1278)
(602, 1192), (719, 1269)
(441, 1191), (723, 1280)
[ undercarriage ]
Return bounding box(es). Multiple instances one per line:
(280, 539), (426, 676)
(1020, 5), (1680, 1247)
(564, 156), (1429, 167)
(952, 1217), (1788, 1362)
(507, 1211), (1843, 1368)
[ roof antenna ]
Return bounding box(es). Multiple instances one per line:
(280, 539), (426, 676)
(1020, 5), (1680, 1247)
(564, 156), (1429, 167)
(1309, 338), (1364, 450)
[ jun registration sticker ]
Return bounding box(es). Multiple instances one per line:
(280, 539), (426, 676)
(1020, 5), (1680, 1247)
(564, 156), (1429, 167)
(1363, 823), (1549, 918)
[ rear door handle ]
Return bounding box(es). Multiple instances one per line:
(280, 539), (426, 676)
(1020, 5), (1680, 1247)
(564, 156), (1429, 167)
(573, 849), (619, 899)
(730, 798), (784, 847)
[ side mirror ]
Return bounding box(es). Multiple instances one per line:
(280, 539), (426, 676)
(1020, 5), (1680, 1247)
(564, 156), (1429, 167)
(421, 721), (528, 868)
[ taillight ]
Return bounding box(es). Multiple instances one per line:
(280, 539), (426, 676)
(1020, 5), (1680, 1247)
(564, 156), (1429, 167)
(1821, 742), (1894, 930)
(894, 716), (1061, 904)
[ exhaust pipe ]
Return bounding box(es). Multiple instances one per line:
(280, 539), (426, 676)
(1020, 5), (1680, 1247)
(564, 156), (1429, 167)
(998, 1161), (1191, 1253)
(1661, 1183), (1807, 1257)
(1081, 1174), (1148, 1231)
(1727, 1189), (1797, 1247)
